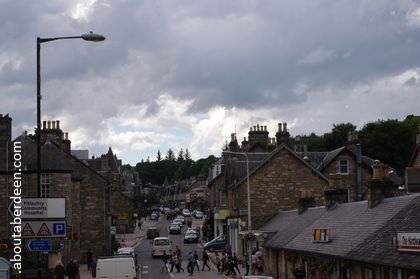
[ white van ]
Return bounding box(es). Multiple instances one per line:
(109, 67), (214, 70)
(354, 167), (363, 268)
(150, 237), (172, 257)
(96, 256), (137, 279)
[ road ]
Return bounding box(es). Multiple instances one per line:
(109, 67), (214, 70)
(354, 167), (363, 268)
(135, 214), (223, 279)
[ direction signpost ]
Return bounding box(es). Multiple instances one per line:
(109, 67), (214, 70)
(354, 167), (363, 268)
(26, 239), (52, 252)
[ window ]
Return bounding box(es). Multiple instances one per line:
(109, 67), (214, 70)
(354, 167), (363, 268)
(219, 190), (227, 206)
(40, 173), (51, 197)
(339, 159), (349, 175)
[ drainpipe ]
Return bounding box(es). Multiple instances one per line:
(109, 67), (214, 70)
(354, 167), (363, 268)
(356, 144), (362, 201)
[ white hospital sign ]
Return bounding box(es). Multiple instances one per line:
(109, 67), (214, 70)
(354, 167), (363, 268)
(21, 198), (65, 219)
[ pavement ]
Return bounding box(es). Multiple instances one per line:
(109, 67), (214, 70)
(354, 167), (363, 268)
(79, 215), (248, 279)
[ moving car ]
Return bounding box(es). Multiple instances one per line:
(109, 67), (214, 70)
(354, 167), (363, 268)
(194, 211), (204, 219)
(182, 209), (191, 217)
(168, 224), (181, 234)
(172, 220), (183, 228)
(146, 227), (160, 239)
(150, 237), (172, 257)
(150, 212), (159, 220)
(203, 235), (227, 252)
(183, 231), (199, 243)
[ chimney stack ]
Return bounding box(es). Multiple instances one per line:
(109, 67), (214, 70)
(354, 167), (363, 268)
(367, 160), (395, 208)
(324, 173), (349, 209)
(248, 124), (269, 151)
(297, 189), (315, 214)
(0, 114), (12, 171)
(276, 122), (290, 146)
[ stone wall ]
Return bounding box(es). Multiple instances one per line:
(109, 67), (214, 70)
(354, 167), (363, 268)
(235, 148), (327, 229)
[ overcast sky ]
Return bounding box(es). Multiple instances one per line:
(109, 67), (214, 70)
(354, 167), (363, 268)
(1, 0), (419, 165)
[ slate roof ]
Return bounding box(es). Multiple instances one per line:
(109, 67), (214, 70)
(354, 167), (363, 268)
(346, 194), (420, 269)
(261, 207), (326, 249)
(283, 194), (419, 258)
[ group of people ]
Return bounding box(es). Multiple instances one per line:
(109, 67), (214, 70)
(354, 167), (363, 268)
(53, 259), (80, 279)
(54, 249), (97, 279)
(160, 246), (212, 276)
(214, 251), (242, 276)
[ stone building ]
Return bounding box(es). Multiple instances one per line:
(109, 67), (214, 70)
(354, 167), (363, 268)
(260, 165), (420, 279)
(0, 115), (111, 273)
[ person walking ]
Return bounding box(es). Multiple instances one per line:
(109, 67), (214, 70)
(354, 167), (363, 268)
(86, 249), (93, 271)
(161, 251), (169, 273)
(214, 252), (221, 273)
(90, 257), (97, 278)
(187, 251), (194, 276)
(176, 254), (184, 272)
(66, 259), (77, 279)
(201, 250), (211, 271)
(232, 252), (241, 275)
(193, 251), (200, 272)
(54, 261), (65, 279)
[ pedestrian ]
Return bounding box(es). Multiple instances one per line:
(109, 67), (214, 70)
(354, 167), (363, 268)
(138, 220), (142, 230)
(257, 255), (264, 274)
(244, 253), (250, 276)
(176, 254), (184, 272)
(187, 251), (194, 275)
(251, 251), (258, 275)
(54, 261), (65, 279)
(86, 249), (93, 271)
(220, 252), (226, 274)
(215, 252), (221, 273)
(66, 259), (77, 279)
(233, 252), (241, 275)
(201, 250), (211, 271)
(170, 252), (177, 272)
(161, 251), (169, 273)
(120, 239), (127, 247)
(225, 252), (235, 276)
(176, 245), (181, 257)
(90, 257), (97, 278)
(193, 251), (200, 272)
(73, 260), (80, 279)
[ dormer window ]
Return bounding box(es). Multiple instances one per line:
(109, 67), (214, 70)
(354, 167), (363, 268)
(339, 159), (349, 175)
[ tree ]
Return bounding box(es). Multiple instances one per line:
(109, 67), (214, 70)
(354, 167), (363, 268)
(166, 149), (175, 161)
(177, 148), (184, 162)
(156, 150), (162, 162)
(185, 148), (192, 160)
(323, 123), (357, 150)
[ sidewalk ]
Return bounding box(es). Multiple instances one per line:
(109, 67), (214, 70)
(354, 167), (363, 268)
(79, 218), (155, 279)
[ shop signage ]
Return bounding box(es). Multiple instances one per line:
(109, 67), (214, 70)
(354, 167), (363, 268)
(397, 232), (420, 252)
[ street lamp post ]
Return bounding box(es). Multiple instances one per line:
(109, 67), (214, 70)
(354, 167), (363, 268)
(36, 32), (105, 197)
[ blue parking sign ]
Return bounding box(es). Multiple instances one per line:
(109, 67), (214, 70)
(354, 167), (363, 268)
(53, 223), (66, 236)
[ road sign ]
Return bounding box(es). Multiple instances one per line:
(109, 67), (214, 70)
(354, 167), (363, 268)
(21, 198), (65, 219)
(26, 239), (51, 252)
(8, 201), (16, 217)
(21, 221), (66, 238)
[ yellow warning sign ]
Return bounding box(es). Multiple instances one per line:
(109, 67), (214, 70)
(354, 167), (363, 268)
(22, 223), (35, 237)
(37, 223), (52, 236)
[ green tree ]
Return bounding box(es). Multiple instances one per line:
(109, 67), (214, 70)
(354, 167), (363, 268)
(323, 123), (357, 150)
(156, 150), (162, 161)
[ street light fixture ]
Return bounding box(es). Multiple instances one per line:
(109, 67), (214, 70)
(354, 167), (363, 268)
(223, 150), (268, 274)
(36, 32), (105, 197)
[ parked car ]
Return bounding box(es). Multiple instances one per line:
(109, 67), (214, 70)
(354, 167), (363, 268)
(146, 227), (160, 239)
(203, 235), (227, 252)
(183, 231), (199, 243)
(182, 209), (191, 217)
(168, 224), (181, 234)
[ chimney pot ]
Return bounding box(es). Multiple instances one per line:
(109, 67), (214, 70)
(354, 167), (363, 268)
(47, 121), (51, 129)
(52, 121), (56, 129)
(43, 121), (47, 129)
(372, 160), (383, 180)
(278, 123), (282, 132)
(56, 120), (60, 129)
(253, 126), (256, 131)
(283, 122), (287, 131)
(257, 124), (260, 131)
